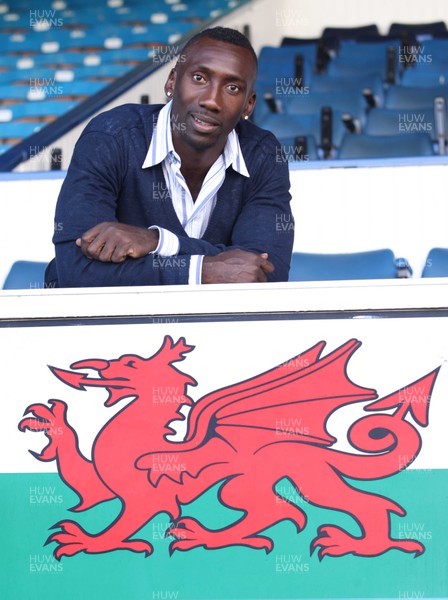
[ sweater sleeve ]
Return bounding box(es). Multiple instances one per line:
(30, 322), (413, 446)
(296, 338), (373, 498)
(54, 241), (191, 287)
(52, 128), (190, 287)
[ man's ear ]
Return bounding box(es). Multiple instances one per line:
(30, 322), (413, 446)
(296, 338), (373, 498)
(242, 91), (257, 120)
(164, 68), (176, 97)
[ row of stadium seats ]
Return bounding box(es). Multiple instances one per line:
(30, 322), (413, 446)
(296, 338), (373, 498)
(261, 104), (444, 161)
(257, 37), (448, 98)
(289, 248), (448, 280)
(253, 22), (448, 160)
(2, 0), (227, 30)
(0, 0), (241, 155)
(1, 15), (447, 161)
(3, 249), (448, 289)
(0, 23), (195, 54)
(280, 21), (448, 66)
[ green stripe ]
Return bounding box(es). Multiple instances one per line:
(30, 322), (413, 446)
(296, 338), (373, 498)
(0, 471), (447, 600)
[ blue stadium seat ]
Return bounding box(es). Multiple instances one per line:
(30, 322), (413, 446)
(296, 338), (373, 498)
(285, 89), (367, 123)
(2, 261), (48, 290)
(25, 48), (153, 70)
(257, 46), (315, 93)
(365, 107), (438, 141)
(28, 52), (97, 68)
(0, 56), (26, 68)
(326, 39), (401, 82)
(388, 21), (448, 38)
(39, 80), (108, 99)
(256, 112), (347, 154)
(289, 250), (412, 281)
(0, 33), (43, 54)
(336, 39), (401, 60)
(398, 39), (448, 74)
(5, 100), (79, 120)
(0, 86), (39, 102)
(0, 67), (73, 85)
(338, 132), (434, 158)
(400, 67), (448, 87)
(0, 121), (44, 139)
(325, 63), (384, 81)
(322, 24), (380, 42)
(258, 45), (319, 75)
(421, 248), (448, 277)
(278, 135), (319, 161)
(256, 113), (307, 140)
(98, 47), (158, 63)
(385, 85), (448, 109)
(256, 57), (315, 96)
(310, 73), (385, 107)
(254, 88), (365, 152)
(75, 63), (133, 80)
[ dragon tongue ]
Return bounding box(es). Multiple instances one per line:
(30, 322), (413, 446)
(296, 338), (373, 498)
(49, 367), (89, 390)
(50, 366), (129, 391)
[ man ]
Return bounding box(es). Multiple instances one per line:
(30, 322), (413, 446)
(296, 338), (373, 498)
(45, 26), (294, 287)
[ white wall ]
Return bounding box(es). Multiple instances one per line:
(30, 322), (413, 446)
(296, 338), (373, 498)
(290, 161), (448, 276)
(0, 176), (63, 286)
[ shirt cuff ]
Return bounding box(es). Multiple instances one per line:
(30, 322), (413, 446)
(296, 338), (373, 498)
(148, 226), (179, 257)
(188, 255), (204, 285)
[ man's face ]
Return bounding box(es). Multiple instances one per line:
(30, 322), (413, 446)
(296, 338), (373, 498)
(165, 37), (257, 154)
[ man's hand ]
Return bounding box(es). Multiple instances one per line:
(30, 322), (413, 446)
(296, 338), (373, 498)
(202, 249), (274, 283)
(76, 222), (159, 263)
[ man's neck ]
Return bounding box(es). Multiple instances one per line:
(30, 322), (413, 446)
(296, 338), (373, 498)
(173, 138), (226, 202)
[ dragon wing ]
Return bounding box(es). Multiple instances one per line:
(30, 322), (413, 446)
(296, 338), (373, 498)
(191, 338), (376, 447)
(136, 339), (377, 483)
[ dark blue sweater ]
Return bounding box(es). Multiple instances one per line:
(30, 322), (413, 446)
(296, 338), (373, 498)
(46, 104), (294, 287)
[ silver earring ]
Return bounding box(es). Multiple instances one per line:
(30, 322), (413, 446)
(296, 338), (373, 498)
(166, 90), (172, 97)
(244, 115), (249, 120)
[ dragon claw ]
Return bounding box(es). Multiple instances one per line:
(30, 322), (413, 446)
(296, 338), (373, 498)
(311, 525), (369, 558)
(395, 540), (425, 557)
(20, 401), (67, 428)
(19, 401), (68, 462)
(169, 539), (199, 554)
(46, 521), (89, 559)
(167, 517), (274, 553)
(46, 520), (153, 558)
(311, 524), (427, 558)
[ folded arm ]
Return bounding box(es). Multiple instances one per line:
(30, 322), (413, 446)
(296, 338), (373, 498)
(51, 124), (293, 287)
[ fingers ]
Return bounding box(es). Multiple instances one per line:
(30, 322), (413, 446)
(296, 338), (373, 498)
(76, 223), (105, 260)
(256, 253), (274, 277)
(240, 252), (274, 282)
(76, 223), (158, 262)
(76, 224), (135, 262)
(77, 230), (121, 262)
(259, 254), (274, 275)
(77, 235), (129, 262)
(202, 249), (275, 283)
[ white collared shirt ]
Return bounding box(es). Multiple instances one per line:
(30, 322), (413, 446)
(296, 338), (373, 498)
(142, 101), (249, 284)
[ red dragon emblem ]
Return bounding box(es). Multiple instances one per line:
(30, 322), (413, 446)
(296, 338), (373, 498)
(19, 337), (439, 560)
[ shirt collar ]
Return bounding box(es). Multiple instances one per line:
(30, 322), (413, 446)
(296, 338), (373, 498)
(142, 100), (250, 177)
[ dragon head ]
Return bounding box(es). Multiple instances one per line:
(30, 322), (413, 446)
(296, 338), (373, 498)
(49, 336), (197, 407)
